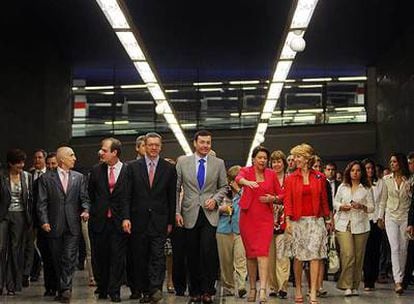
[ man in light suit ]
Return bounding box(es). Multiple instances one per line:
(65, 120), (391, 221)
(37, 146), (90, 303)
(176, 130), (227, 304)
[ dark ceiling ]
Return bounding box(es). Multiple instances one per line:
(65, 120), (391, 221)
(3, 0), (413, 85)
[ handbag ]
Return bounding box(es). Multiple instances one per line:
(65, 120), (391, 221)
(327, 232), (340, 274)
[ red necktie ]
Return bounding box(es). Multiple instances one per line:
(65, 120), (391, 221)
(149, 161), (155, 188)
(107, 166), (115, 218)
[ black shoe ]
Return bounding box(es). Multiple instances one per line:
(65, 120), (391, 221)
(238, 288), (247, 298)
(130, 293), (142, 299)
(189, 295), (201, 304)
(278, 290), (287, 299)
(98, 293), (108, 300)
(110, 294), (121, 302)
(269, 291), (277, 297)
(139, 294), (151, 303)
(44, 290), (57, 297)
(7, 290), (16, 296)
(22, 275), (30, 287)
(151, 289), (163, 303)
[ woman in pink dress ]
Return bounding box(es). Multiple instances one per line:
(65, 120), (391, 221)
(236, 146), (282, 304)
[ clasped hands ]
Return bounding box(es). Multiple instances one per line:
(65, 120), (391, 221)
(340, 201), (366, 212)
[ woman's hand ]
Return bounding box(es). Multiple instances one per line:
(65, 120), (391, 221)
(243, 180), (259, 189)
(351, 201), (367, 212)
(285, 221), (292, 234)
(259, 194), (274, 203)
(340, 204), (352, 212)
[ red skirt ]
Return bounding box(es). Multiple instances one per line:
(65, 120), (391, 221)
(239, 199), (274, 258)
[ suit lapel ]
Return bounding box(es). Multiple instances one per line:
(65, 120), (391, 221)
(4, 174), (12, 196)
(112, 163), (126, 194)
(20, 172), (28, 204)
(151, 159), (164, 190)
(205, 156), (214, 190)
(52, 170), (65, 195)
(189, 155), (199, 191)
(139, 159), (151, 190)
(100, 163), (110, 195)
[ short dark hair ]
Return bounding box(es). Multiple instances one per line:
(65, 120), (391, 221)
(343, 160), (370, 188)
(193, 130), (212, 142)
(361, 158), (378, 184)
(270, 150), (288, 170)
(390, 152), (410, 178)
(252, 146), (270, 160)
(408, 151), (414, 160)
(103, 137), (122, 157)
(324, 162), (337, 170)
(136, 135), (145, 146)
(46, 152), (57, 161)
(34, 149), (47, 158)
(7, 148), (27, 166)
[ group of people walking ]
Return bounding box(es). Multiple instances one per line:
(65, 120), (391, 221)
(0, 130), (413, 304)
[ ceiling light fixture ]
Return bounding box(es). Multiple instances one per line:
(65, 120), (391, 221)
(246, 0), (320, 165)
(95, 0), (192, 155)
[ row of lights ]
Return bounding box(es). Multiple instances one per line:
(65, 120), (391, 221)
(246, 0), (321, 165)
(95, 0), (192, 155)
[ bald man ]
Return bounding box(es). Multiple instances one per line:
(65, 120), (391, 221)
(37, 146), (90, 303)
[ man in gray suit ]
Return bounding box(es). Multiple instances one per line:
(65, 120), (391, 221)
(176, 130), (227, 304)
(37, 146), (90, 303)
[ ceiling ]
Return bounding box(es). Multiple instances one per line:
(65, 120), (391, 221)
(4, 0), (413, 85)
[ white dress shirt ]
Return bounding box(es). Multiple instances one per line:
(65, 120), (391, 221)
(334, 183), (374, 233)
(369, 178), (385, 222)
(107, 160), (123, 183)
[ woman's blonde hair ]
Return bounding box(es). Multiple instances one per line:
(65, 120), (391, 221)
(290, 143), (318, 168)
(227, 165), (241, 182)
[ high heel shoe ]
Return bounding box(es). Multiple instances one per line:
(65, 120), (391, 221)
(247, 288), (256, 302)
(258, 288), (267, 304)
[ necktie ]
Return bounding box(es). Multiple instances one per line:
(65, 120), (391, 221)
(197, 159), (206, 189)
(36, 170), (43, 180)
(149, 161), (155, 188)
(107, 166), (116, 218)
(61, 171), (68, 193)
(109, 166), (116, 193)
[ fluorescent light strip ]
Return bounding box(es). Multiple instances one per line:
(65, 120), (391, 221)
(104, 120), (129, 125)
(335, 106), (365, 112)
(298, 84), (322, 88)
(248, 1), (320, 164)
(95, 0), (192, 155)
(120, 84), (147, 89)
(297, 108), (323, 113)
(84, 86), (114, 90)
(95, 0), (129, 29)
(198, 88), (223, 92)
(302, 77), (332, 82)
(116, 32), (146, 60)
(229, 80), (260, 85)
(338, 76), (367, 81)
(193, 82), (223, 86)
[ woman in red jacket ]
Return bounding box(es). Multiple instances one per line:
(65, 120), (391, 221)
(284, 144), (331, 304)
(236, 146), (282, 304)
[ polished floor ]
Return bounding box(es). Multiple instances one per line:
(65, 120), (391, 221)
(1, 270), (413, 303)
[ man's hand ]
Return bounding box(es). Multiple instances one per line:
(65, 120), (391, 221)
(377, 218), (385, 230)
(41, 223), (51, 232)
(204, 198), (216, 211)
(80, 211), (89, 222)
(122, 220), (131, 234)
(176, 214), (184, 227)
(167, 224), (173, 235)
(407, 225), (414, 236)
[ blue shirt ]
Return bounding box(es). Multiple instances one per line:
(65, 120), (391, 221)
(145, 155), (160, 173)
(217, 190), (242, 234)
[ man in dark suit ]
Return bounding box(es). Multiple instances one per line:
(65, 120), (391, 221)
(124, 132), (176, 303)
(88, 137), (129, 302)
(324, 162), (340, 212)
(37, 146), (90, 303)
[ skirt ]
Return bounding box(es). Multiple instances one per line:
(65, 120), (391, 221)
(291, 217), (327, 261)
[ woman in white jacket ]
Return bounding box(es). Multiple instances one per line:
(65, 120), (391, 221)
(334, 160), (374, 297)
(377, 153), (412, 294)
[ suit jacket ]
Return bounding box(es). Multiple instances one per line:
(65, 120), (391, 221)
(0, 170), (33, 225)
(326, 179), (340, 212)
(126, 158), (177, 234)
(235, 166), (281, 210)
(284, 168), (330, 221)
(37, 169), (90, 238)
(88, 162), (129, 233)
(176, 154), (227, 229)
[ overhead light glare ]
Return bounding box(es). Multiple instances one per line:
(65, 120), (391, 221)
(290, 0), (319, 29)
(338, 76), (367, 81)
(193, 82), (223, 86)
(95, 0), (130, 29)
(104, 120), (129, 125)
(133, 61), (157, 83)
(229, 80), (260, 85)
(85, 85), (114, 90)
(116, 32), (146, 60)
(302, 77), (332, 82)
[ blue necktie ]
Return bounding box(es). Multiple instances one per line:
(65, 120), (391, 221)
(197, 159), (206, 189)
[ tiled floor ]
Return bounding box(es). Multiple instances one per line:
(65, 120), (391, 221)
(1, 270), (413, 303)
